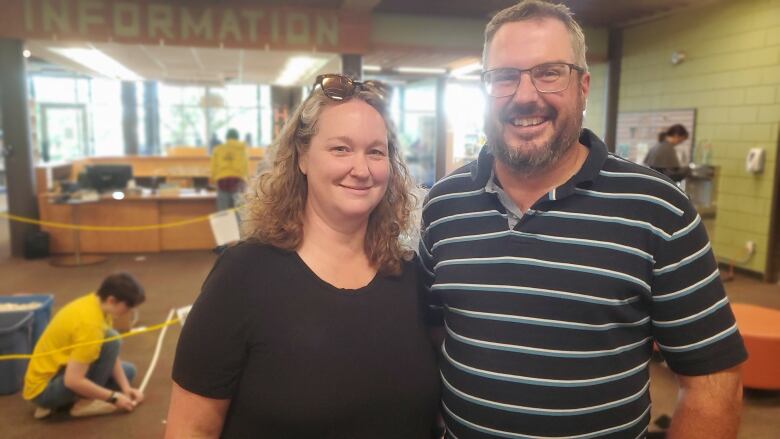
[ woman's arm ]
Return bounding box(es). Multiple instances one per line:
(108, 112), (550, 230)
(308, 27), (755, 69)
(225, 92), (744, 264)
(165, 382), (231, 439)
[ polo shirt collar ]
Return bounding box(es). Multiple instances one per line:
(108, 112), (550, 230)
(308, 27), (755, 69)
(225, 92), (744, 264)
(474, 128), (608, 202)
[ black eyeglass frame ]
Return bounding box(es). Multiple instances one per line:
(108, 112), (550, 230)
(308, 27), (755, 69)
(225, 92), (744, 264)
(481, 63), (586, 97)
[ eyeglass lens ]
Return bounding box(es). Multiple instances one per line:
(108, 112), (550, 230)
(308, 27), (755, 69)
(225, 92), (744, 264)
(319, 75), (357, 101)
(483, 63), (574, 97)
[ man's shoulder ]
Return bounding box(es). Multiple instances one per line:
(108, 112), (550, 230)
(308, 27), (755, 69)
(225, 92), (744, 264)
(427, 161), (480, 200)
(599, 153), (695, 214)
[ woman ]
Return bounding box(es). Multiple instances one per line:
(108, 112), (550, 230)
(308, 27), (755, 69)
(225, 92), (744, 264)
(165, 75), (440, 438)
(644, 124), (690, 181)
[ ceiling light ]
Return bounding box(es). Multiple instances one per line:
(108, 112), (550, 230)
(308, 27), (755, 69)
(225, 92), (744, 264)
(397, 66), (447, 75)
(276, 56), (329, 86)
(450, 62), (482, 77)
(49, 48), (142, 80)
(363, 65), (381, 72)
(22, 49), (31, 58)
(453, 74), (481, 81)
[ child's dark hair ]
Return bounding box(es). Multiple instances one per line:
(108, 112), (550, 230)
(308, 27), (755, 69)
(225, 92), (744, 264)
(97, 273), (146, 307)
(658, 124), (689, 142)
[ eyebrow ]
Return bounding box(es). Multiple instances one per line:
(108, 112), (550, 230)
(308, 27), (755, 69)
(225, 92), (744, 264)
(326, 136), (388, 148)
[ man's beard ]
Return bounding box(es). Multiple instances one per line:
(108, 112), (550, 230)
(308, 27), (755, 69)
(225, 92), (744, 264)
(485, 96), (584, 175)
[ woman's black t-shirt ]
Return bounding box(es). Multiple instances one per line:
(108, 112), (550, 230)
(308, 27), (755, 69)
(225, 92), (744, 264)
(172, 242), (441, 438)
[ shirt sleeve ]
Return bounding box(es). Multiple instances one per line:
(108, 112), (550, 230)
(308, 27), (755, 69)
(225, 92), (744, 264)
(650, 201), (747, 376)
(69, 323), (105, 364)
(172, 248), (251, 399)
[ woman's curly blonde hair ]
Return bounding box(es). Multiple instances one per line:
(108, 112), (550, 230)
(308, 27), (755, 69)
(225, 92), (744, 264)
(242, 79), (415, 276)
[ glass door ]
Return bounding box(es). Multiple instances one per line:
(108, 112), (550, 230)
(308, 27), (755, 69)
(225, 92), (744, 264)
(41, 104), (88, 163)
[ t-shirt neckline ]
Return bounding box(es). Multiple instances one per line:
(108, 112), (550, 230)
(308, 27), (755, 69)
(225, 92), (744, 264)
(292, 251), (381, 295)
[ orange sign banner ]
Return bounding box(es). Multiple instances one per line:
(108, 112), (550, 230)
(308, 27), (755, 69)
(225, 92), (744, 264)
(0, 0), (371, 53)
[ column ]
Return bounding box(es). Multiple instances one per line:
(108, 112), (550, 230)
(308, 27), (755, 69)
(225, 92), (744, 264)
(341, 54), (362, 81)
(121, 81), (138, 155)
(0, 38), (38, 257)
(434, 75), (447, 181)
(604, 28), (622, 153)
(143, 81), (160, 155)
(270, 86), (303, 139)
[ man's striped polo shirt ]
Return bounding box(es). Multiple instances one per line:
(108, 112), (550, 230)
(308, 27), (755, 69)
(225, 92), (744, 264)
(419, 129), (747, 438)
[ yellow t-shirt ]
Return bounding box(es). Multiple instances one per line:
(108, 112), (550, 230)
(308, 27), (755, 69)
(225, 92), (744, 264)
(23, 293), (112, 400)
(210, 139), (249, 183)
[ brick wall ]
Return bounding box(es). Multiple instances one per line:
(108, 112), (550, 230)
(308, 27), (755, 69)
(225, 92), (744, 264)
(619, 0), (780, 275)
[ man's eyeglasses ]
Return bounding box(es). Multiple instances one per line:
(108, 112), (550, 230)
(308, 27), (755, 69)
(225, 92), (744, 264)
(481, 63), (585, 98)
(312, 74), (385, 102)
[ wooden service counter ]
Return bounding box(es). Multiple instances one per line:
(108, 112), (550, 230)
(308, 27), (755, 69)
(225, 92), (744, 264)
(38, 191), (218, 254)
(33, 153), (263, 254)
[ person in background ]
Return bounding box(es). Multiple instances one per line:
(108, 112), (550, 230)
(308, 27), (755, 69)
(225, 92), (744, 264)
(166, 75), (440, 438)
(23, 273), (145, 419)
(644, 123), (690, 182)
(420, 1), (746, 438)
(210, 128), (249, 211)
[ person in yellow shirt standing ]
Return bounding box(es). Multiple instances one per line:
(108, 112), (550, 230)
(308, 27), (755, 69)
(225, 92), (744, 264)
(210, 128), (249, 211)
(23, 273), (146, 419)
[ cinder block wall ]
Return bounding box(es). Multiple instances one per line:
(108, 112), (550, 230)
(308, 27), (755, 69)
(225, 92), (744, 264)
(619, 0), (780, 276)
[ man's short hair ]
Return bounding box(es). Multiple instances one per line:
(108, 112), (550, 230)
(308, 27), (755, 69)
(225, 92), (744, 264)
(97, 273), (145, 308)
(483, 0), (589, 72)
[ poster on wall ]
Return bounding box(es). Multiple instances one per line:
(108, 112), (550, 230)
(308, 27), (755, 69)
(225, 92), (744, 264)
(615, 109), (696, 166)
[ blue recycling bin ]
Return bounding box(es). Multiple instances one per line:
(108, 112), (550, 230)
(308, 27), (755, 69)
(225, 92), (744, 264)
(0, 294), (54, 346)
(0, 311), (34, 395)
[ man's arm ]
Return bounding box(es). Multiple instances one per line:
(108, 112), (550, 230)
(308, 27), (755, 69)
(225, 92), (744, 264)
(63, 360), (136, 411)
(165, 382), (230, 439)
(667, 365), (743, 439)
(112, 358), (144, 403)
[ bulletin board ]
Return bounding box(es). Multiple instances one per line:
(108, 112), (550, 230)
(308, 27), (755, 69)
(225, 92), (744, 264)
(615, 109), (696, 165)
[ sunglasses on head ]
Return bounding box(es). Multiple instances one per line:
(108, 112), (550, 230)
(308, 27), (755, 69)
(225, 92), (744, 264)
(312, 74), (386, 102)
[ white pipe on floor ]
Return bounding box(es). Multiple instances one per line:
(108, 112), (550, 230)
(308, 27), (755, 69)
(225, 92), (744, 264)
(139, 308), (175, 394)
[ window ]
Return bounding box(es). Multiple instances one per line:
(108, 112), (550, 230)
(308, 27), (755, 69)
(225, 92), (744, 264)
(159, 83), (271, 151)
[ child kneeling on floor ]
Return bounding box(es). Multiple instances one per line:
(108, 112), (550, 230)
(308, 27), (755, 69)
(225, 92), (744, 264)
(22, 273), (146, 418)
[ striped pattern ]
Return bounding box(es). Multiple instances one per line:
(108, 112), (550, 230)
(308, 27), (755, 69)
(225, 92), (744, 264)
(420, 130), (747, 439)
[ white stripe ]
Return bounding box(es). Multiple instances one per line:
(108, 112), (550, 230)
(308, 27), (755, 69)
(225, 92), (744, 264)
(442, 372), (650, 415)
(432, 229), (654, 261)
(429, 209), (507, 230)
(653, 243), (711, 274)
(652, 297), (729, 327)
(442, 401), (652, 439)
(446, 324), (651, 357)
(532, 210), (672, 239)
(436, 171), (472, 185)
(671, 214), (701, 239)
(423, 188), (485, 210)
(433, 283), (640, 305)
(442, 343), (651, 386)
(432, 230), (510, 251)
(575, 188), (684, 216)
(652, 269), (720, 302)
(599, 169), (683, 193)
(448, 306), (650, 330)
(657, 323), (738, 352)
(435, 257), (650, 291)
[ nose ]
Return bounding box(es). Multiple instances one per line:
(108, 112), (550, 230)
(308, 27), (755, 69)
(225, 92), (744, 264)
(350, 153), (371, 178)
(511, 71), (540, 104)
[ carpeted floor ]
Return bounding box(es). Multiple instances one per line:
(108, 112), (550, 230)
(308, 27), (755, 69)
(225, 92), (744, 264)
(0, 231), (779, 437)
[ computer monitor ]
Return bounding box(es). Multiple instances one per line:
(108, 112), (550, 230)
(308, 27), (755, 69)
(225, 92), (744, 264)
(84, 164), (132, 193)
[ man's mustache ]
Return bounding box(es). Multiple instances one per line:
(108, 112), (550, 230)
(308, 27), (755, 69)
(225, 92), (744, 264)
(498, 102), (556, 124)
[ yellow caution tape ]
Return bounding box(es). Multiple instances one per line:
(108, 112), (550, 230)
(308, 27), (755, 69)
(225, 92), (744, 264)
(0, 208), (235, 231)
(0, 317), (181, 361)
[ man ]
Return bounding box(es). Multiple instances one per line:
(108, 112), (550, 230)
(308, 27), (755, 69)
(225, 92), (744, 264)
(210, 128), (249, 211)
(419, 1), (747, 438)
(23, 273), (146, 418)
